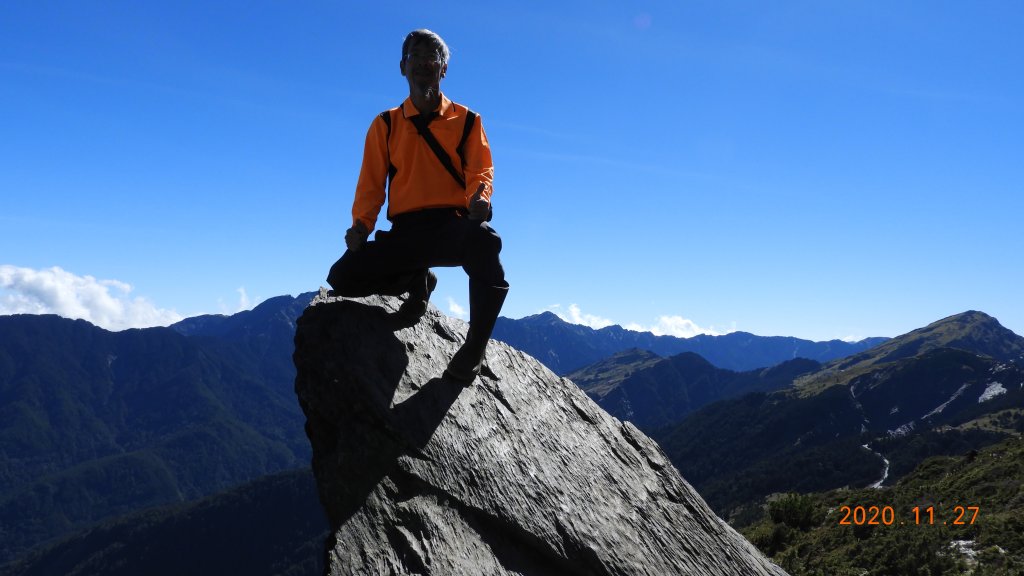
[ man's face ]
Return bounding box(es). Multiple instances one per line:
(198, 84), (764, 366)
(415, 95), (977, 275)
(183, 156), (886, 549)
(401, 38), (447, 100)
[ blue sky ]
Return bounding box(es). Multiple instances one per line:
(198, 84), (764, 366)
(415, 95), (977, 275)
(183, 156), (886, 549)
(2, 1), (1022, 341)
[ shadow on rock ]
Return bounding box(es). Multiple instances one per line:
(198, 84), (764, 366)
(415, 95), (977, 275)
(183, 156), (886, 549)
(293, 297), (464, 529)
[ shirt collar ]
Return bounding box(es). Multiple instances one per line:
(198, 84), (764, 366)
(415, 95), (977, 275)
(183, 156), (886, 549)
(401, 94), (453, 119)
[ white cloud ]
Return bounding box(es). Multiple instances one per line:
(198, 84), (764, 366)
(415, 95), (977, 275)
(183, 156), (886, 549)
(447, 297), (468, 320)
(0, 265), (182, 331)
(544, 303), (731, 338)
(237, 287), (252, 311)
(625, 315), (729, 338)
(546, 303), (615, 329)
(220, 287), (255, 314)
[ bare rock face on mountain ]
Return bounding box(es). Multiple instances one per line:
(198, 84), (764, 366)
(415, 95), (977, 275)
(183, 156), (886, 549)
(293, 292), (788, 576)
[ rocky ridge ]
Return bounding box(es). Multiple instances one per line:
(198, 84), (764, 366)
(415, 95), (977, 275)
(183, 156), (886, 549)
(293, 292), (788, 575)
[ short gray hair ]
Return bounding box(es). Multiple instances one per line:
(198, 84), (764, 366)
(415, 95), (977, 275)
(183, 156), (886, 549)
(402, 29), (450, 66)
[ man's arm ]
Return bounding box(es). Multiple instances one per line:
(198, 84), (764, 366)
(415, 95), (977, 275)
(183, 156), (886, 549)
(462, 115), (494, 220)
(350, 114), (391, 234)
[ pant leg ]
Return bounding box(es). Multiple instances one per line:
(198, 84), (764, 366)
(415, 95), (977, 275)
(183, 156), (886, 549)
(326, 209), (508, 297)
(327, 232), (426, 297)
(460, 220), (508, 289)
(327, 209), (456, 297)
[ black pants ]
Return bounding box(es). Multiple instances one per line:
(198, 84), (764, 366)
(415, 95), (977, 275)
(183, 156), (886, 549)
(327, 208), (508, 297)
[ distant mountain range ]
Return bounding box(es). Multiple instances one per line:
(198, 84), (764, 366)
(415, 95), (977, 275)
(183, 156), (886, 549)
(4, 294), (1018, 574)
(569, 349), (822, 432)
(652, 311), (1024, 520)
(493, 311), (888, 374)
(0, 293), (316, 564)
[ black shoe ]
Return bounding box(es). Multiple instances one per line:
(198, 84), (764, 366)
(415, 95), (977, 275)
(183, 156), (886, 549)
(443, 344), (482, 385)
(396, 269), (437, 324)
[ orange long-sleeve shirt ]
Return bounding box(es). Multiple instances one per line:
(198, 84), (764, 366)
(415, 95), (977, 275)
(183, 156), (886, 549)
(351, 95), (494, 233)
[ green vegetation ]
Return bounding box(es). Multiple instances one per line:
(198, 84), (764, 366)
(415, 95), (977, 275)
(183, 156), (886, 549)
(568, 348), (662, 397)
(583, 352), (823, 433)
(0, 469), (327, 576)
(955, 410), (1024, 435)
(874, 428), (1009, 482)
(741, 436), (1024, 576)
(657, 386), (880, 517)
(0, 313), (310, 564)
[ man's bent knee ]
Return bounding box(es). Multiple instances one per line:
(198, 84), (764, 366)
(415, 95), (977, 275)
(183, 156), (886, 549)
(469, 221), (503, 254)
(326, 251), (375, 296)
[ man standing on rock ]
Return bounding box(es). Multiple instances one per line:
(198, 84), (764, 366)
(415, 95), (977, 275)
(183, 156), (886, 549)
(327, 29), (509, 384)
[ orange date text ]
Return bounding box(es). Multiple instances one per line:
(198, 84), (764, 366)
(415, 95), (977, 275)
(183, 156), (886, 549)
(837, 505), (979, 526)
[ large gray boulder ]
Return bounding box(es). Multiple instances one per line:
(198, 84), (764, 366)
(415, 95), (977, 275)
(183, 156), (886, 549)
(294, 292), (787, 576)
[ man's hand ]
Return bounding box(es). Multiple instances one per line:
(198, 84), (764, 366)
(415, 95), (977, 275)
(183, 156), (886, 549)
(468, 184), (490, 220)
(345, 220), (369, 251)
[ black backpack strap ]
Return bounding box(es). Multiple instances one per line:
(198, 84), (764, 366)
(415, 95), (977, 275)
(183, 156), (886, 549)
(456, 109), (477, 171)
(409, 112), (466, 189)
(380, 108), (397, 188)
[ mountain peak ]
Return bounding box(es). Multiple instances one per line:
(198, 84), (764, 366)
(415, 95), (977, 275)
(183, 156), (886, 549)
(597, 347), (662, 365)
(518, 310), (569, 326)
(875, 310), (1021, 364)
(797, 310), (1024, 394)
(293, 294), (787, 575)
(566, 348), (662, 396)
(926, 310), (999, 330)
